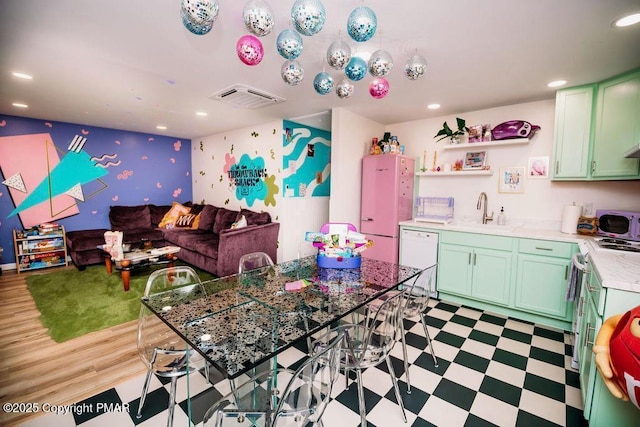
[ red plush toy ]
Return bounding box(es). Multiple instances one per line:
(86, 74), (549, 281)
(594, 305), (640, 409)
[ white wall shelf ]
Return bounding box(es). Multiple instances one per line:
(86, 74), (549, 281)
(440, 138), (530, 151)
(416, 170), (493, 176)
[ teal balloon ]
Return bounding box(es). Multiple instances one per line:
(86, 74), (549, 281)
(347, 6), (377, 42)
(276, 29), (303, 59)
(345, 57), (367, 81)
(313, 72), (334, 95)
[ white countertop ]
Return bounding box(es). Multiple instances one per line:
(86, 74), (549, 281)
(584, 239), (640, 294)
(399, 218), (640, 293)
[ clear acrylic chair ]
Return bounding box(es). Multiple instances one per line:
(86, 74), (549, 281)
(136, 266), (207, 427)
(202, 331), (344, 427)
(366, 265), (439, 394)
(316, 290), (408, 427)
(239, 252), (275, 274)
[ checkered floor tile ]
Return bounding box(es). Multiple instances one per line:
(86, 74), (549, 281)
(20, 300), (588, 427)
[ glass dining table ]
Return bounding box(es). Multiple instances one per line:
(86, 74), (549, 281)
(141, 256), (422, 381)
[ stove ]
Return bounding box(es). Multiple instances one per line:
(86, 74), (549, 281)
(593, 237), (640, 253)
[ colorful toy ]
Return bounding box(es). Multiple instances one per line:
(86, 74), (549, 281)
(305, 223), (373, 269)
(593, 304), (640, 409)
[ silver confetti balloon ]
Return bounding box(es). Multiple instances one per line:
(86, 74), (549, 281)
(404, 54), (428, 80)
(326, 40), (351, 70)
(243, 0), (275, 37)
(345, 56), (367, 81)
(180, 0), (219, 35)
(313, 72), (334, 95)
(291, 0), (326, 36)
(276, 29), (303, 59)
(368, 49), (393, 77)
(281, 60), (304, 86)
(336, 79), (355, 99)
(347, 6), (377, 42)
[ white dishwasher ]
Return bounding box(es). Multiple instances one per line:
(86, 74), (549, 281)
(399, 229), (439, 298)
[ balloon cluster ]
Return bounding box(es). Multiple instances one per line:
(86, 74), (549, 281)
(179, 0), (429, 98)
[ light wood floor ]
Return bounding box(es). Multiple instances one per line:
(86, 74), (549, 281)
(0, 267), (147, 427)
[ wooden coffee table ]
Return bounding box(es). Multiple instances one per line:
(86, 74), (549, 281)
(102, 246), (181, 291)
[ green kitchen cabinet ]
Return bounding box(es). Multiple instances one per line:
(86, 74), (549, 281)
(552, 68), (640, 181)
(438, 232), (513, 307)
(591, 70), (640, 178)
(514, 239), (575, 322)
(577, 267), (640, 426)
(552, 85), (595, 179)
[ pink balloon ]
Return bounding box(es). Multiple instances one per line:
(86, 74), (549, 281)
(236, 34), (264, 66)
(369, 77), (389, 99)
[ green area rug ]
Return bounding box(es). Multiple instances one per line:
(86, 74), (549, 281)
(26, 263), (215, 343)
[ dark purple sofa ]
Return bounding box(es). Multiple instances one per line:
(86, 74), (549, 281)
(65, 203), (279, 277)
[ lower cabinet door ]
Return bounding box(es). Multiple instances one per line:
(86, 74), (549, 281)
(579, 295), (601, 420)
(514, 254), (573, 320)
(471, 248), (512, 306)
(438, 244), (472, 296)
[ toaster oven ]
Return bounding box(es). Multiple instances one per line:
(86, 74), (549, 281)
(596, 209), (640, 241)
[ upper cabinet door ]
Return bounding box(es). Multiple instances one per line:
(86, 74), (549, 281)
(592, 70), (640, 178)
(552, 85), (595, 179)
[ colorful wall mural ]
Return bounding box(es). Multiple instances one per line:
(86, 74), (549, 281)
(0, 115), (192, 266)
(282, 120), (331, 198)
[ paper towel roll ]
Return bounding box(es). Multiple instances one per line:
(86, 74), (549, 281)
(561, 204), (583, 234)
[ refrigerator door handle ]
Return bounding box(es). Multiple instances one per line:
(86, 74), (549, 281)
(361, 217), (374, 221)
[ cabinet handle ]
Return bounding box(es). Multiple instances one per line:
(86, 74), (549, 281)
(564, 265), (569, 280)
(555, 161), (559, 175)
(584, 322), (596, 347)
(578, 297), (584, 317)
(586, 282), (599, 293)
(468, 253), (471, 264)
(473, 253), (477, 266)
(535, 246), (553, 251)
(591, 160), (596, 174)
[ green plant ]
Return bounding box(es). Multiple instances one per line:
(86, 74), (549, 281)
(434, 117), (469, 142)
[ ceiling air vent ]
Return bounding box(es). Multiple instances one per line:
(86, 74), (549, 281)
(210, 84), (285, 109)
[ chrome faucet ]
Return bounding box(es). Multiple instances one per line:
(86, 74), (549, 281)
(477, 192), (493, 224)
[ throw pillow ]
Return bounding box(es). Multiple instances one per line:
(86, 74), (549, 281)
(230, 215), (247, 229)
(174, 213), (199, 228)
(198, 204), (219, 231)
(158, 201), (191, 228)
(213, 207), (240, 234)
(240, 209), (271, 226)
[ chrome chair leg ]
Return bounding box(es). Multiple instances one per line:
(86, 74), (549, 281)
(136, 367), (154, 419)
(421, 315), (438, 367)
(399, 319), (412, 394)
(356, 369), (367, 427)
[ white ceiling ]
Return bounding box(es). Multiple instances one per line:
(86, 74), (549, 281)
(1, 0), (639, 139)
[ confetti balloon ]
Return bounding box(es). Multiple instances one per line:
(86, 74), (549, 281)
(405, 54), (428, 80)
(326, 40), (351, 70)
(313, 72), (334, 95)
(236, 34), (264, 66)
(369, 77), (389, 99)
(368, 49), (393, 77)
(276, 29), (303, 59)
(347, 6), (377, 42)
(180, 0), (219, 35)
(345, 56), (367, 81)
(336, 79), (354, 99)
(281, 60), (304, 86)
(243, 0), (275, 37)
(291, 0), (326, 36)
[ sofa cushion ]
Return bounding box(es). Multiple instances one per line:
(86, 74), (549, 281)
(110, 205), (151, 231)
(198, 204), (219, 231)
(213, 207), (240, 234)
(149, 204), (172, 227)
(158, 201), (191, 228)
(241, 209), (271, 226)
(66, 229), (110, 251)
(162, 228), (216, 248)
(121, 228), (165, 245)
(194, 236), (221, 259)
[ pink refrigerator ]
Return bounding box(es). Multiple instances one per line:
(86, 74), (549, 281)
(360, 155), (415, 264)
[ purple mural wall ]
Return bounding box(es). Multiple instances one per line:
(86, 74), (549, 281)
(0, 115), (192, 266)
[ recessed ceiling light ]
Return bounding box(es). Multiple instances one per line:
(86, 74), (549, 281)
(547, 80), (567, 88)
(195, 111), (208, 117)
(614, 12), (640, 27)
(156, 125), (167, 130)
(12, 102), (28, 108)
(427, 103), (441, 110)
(12, 72), (33, 80)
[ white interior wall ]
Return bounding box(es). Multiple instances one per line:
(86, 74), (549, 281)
(390, 100), (640, 227)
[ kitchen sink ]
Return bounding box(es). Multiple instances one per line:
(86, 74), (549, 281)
(448, 219), (517, 233)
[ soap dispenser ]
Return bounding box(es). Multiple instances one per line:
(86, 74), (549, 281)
(497, 207), (506, 226)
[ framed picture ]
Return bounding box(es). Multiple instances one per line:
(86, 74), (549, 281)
(499, 166), (525, 193)
(463, 151), (487, 170)
(528, 156), (549, 178)
(468, 125), (483, 143)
